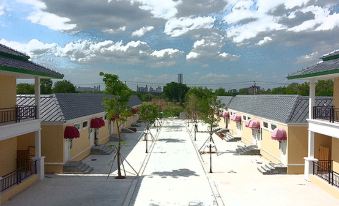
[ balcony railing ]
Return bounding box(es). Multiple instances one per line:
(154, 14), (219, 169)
(0, 159), (37, 192)
(313, 106), (339, 123)
(0, 105), (37, 124)
(313, 160), (339, 188)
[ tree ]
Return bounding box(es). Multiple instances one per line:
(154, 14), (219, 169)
(53, 80), (76, 93)
(17, 83), (34, 94)
(163, 82), (189, 102)
(100, 72), (132, 179)
(139, 103), (159, 130)
(214, 88), (227, 96)
(316, 80), (333, 96)
(41, 79), (53, 94)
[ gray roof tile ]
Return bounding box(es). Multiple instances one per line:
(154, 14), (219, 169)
(217, 96), (234, 107)
(0, 44), (29, 59)
(17, 93), (142, 122)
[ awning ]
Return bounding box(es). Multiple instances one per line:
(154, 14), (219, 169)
(231, 114), (241, 122)
(222, 111), (230, 118)
(90, 118), (102, 129)
(248, 120), (260, 129)
(64, 126), (80, 139)
(271, 128), (287, 141)
(97, 118), (105, 127)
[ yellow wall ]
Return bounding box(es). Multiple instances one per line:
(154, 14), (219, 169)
(0, 74), (16, 109)
(97, 120), (110, 145)
(242, 125), (253, 146)
(260, 126), (286, 164)
(310, 175), (339, 199)
(0, 174), (38, 204)
(332, 138), (339, 173)
(314, 133), (332, 160)
(287, 125), (308, 174)
(16, 133), (35, 150)
(0, 137), (17, 176)
(41, 125), (64, 163)
(69, 125), (91, 161)
(333, 78), (339, 108)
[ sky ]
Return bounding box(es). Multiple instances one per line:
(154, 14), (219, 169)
(0, 0), (339, 90)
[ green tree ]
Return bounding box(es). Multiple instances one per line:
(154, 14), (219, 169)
(238, 88), (249, 95)
(316, 80), (333, 96)
(53, 80), (76, 93)
(100, 72), (132, 179)
(41, 79), (53, 94)
(163, 82), (189, 102)
(139, 103), (159, 129)
(17, 83), (34, 94)
(214, 87), (227, 96)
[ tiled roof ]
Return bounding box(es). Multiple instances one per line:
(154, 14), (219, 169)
(217, 96), (234, 108)
(17, 93), (142, 122)
(227, 95), (333, 124)
(0, 43), (63, 79)
(0, 44), (29, 59)
(287, 58), (339, 79)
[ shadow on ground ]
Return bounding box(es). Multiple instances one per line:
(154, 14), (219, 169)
(157, 138), (186, 143)
(151, 168), (199, 178)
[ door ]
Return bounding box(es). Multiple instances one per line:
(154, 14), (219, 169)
(64, 139), (72, 162)
(89, 129), (95, 146)
(319, 146), (330, 171)
(279, 141), (287, 165)
(252, 129), (261, 148)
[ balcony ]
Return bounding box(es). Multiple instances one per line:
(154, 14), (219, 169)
(0, 105), (37, 124)
(313, 106), (339, 123)
(0, 105), (40, 141)
(313, 160), (339, 188)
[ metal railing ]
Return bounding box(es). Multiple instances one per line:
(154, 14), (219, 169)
(313, 106), (339, 123)
(0, 159), (37, 192)
(313, 160), (339, 188)
(0, 105), (37, 124)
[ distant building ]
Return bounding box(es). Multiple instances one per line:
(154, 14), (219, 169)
(178, 73), (183, 84)
(137, 85), (148, 93)
(137, 84), (162, 94)
(155, 86), (162, 93)
(248, 85), (260, 95)
(76, 85), (100, 92)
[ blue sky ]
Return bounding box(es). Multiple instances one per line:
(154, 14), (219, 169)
(1, 0), (339, 90)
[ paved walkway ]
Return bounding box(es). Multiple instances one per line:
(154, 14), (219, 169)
(131, 119), (216, 206)
(192, 122), (339, 206)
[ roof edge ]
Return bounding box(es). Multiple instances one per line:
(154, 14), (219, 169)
(287, 68), (339, 80)
(0, 65), (64, 79)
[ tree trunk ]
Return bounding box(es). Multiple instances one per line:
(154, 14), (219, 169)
(116, 120), (124, 179)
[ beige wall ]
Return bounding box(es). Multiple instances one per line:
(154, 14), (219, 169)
(261, 126), (286, 164)
(287, 125), (308, 174)
(0, 138), (17, 176)
(242, 125), (253, 146)
(0, 74), (16, 109)
(331, 138), (339, 173)
(17, 133), (35, 150)
(97, 119), (110, 145)
(42, 125), (64, 163)
(314, 133), (332, 160)
(69, 124), (91, 161)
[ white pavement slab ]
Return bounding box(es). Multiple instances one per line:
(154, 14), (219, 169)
(132, 119), (217, 206)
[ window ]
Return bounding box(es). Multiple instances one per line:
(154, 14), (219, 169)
(74, 124), (81, 130)
(271, 124), (277, 131)
(82, 121), (88, 128)
(243, 116), (247, 120)
(237, 122), (242, 130)
(263, 122), (268, 128)
(248, 116), (251, 120)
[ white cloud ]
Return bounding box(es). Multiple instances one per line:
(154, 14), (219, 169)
(151, 48), (181, 58)
(218, 52), (240, 61)
(131, 26), (154, 37)
(129, 0), (181, 19)
(256, 36), (272, 46)
(0, 4), (5, 15)
(18, 0), (76, 31)
(0, 38), (58, 57)
(186, 52), (200, 60)
(164, 16), (215, 37)
(286, 5), (339, 32)
(102, 26), (126, 34)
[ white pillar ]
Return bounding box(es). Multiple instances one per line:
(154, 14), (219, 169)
(309, 80), (316, 119)
(34, 77), (44, 180)
(304, 79), (317, 181)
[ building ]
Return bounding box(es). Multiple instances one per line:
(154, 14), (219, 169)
(137, 85), (148, 93)
(0, 43), (63, 203)
(218, 95), (332, 175)
(287, 50), (339, 197)
(16, 93), (142, 174)
(76, 85), (100, 92)
(178, 73), (183, 84)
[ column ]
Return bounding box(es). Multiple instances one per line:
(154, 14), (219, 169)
(34, 76), (45, 180)
(304, 79), (317, 180)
